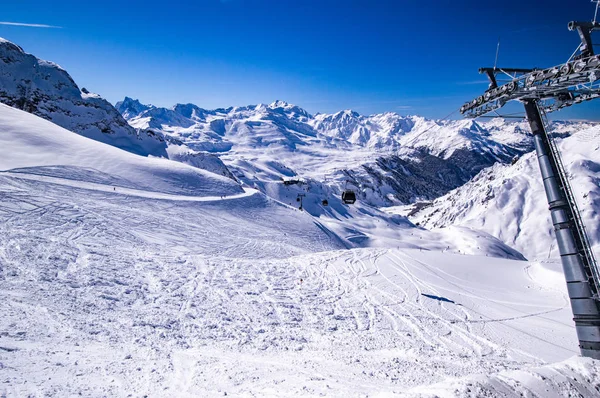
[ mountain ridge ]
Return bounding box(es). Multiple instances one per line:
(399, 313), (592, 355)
(405, 128), (600, 260)
(116, 96), (598, 207)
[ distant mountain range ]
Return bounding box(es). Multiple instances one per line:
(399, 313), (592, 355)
(1, 36), (599, 261)
(115, 94), (593, 206)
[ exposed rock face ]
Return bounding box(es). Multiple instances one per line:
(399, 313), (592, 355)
(115, 97), (154, 120)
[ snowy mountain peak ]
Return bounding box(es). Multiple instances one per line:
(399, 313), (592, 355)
(267, 99), (311, 118)
(268, 99), (291, 108)
(329, 109), (360, 119)
(0, 37), (25, 55)
(172, 103), (210, 121)
(313, 109), (360, 124)
(462, 119), (485, 132)
(311, 109), (366, 143)
(0, 37), (79, 97)
(115, 96), (154, 120)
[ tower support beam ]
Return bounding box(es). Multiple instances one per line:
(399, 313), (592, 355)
(523, 99), (600, 359)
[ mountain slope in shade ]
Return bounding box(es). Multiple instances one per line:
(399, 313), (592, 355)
(404, 127), (600, 260)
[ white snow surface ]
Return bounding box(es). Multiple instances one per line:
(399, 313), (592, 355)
(0, 103), (242, 197)
(0, 104), (598, 397)
(406, 127), (600, 261)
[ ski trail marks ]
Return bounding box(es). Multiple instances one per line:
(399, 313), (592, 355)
(1, 171), (258, 202)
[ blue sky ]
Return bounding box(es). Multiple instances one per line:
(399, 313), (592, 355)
(2, 0), (600, 119)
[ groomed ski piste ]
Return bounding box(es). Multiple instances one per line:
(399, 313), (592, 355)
(1, 103), (599, 397)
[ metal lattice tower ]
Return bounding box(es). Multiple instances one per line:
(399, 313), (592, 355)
(461, 8), (600, 359)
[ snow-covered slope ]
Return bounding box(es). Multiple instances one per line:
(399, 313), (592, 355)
(406, 127), (600, 261)
(0, 38), (235, 180)
(0, 39), (169, 157)
(0, 103), (241, 197)
(0, 101), (522, 257)
(408, 356), (600, 397)
(0, 201), (587, 397)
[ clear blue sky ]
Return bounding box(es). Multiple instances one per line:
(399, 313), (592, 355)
(2, 0), (600, 119)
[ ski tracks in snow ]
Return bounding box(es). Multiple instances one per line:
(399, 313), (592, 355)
(0, 174), (581, 397)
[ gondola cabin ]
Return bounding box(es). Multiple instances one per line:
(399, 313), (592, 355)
(342, 190), (356, 204)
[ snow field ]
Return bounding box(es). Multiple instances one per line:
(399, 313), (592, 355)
(0, 171), (585, 396)
(0, 103), (242, 198)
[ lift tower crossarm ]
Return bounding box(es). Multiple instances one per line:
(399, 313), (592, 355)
(479, 67), (537, 90)
(478, 67), (537, 75)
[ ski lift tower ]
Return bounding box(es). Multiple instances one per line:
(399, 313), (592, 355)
(460, 4), (600, 359)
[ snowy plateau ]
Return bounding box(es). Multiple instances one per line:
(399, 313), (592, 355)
(0, 38), (600, 398)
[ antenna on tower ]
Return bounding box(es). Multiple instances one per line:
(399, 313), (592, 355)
(493, 37), (500, 70)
